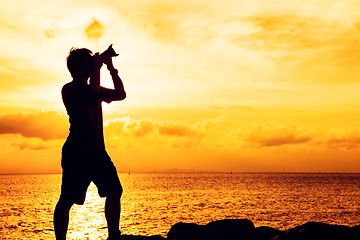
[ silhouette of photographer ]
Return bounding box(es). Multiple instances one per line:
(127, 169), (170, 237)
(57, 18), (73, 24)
(54, 45), (126, 240)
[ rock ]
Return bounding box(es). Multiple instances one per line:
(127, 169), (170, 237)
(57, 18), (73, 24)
(167, 222), (203, 240)
(122, 219), (360, 240)
(350, 224), (360, 236)
(122, 235), (165, 240)
(253, 226), (283, 240)
(167, 219), (255, 240)
(272, 222), (354, 240)
(204, 219), (255, 240)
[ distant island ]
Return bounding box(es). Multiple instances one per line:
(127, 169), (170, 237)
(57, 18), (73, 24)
(124, 168), (206, 174)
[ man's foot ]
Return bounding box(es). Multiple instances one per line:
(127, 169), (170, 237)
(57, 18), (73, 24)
(107, 230), (122, 240)
(107, 236), (122, 240)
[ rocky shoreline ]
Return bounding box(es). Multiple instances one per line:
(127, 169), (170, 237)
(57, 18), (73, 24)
(121, 219), (360, 240)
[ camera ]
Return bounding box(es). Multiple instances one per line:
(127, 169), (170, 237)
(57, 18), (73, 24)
(100, 44), (119, 57)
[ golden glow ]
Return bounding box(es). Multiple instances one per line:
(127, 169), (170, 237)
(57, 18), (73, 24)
(1, 0), (360, 173)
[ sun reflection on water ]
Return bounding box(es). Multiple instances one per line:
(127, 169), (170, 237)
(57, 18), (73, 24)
(67, 183), (107, 239)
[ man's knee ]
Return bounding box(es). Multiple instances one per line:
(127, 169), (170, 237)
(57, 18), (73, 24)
(107, 191), (122, 199)
(56, 195), (75, 210)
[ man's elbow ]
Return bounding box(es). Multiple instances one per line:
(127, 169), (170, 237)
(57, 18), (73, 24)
(120, 91), (126, 100)
(116, 90), (126, 100)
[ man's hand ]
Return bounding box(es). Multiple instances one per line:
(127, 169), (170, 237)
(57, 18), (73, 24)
(103, 54), (115, 71)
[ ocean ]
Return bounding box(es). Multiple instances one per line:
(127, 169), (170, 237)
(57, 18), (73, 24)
(1, 173), (360, 239)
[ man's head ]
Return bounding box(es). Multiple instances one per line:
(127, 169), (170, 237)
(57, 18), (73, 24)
(66, 48), (93, 79)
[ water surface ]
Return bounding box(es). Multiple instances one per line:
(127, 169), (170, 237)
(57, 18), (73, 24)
(1, 173), (359, 239)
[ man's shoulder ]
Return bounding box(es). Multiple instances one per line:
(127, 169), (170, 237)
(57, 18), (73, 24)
(62, 81), (84, 93)
(62, 81), (77, 100)
(62, 81), (97, 101)
(62, 81), (73, 91)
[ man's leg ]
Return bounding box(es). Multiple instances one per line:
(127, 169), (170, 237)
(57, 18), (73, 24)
(54, 196), (74, 240)
(105, 192), (122, 237)
(93, 151), (123, 238)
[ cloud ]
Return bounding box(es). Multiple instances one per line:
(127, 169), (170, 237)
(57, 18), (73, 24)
(247, 14), (332, 51)
(322, 128), (360, 150)
(105, 117), (155, 138)
(105, 117), (201, 139)
(242, 13), (360, 85)
(0, 134), (61, 152)
(3, 110), (360, 155)
(157, 123), (195, 137)
(245, 122), (311, 147)
(112, 0), (236, 44)
(118, 1), (194, 41)
(84, 18), (105, 41)
(104, 118), (360, 151)
(104, 117), (212, 149)
(0, 111), (68, 140)
(126, 118), (155, 137)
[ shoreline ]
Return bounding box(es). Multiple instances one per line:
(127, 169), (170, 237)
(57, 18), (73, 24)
(1, 171), (360, 175)
(121, 219), (360, 240)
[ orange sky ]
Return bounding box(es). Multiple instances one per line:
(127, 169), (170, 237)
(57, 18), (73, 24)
(1, 0), (360, 173)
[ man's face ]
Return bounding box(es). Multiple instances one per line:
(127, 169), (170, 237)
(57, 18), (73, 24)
(78, 55), (92, 78)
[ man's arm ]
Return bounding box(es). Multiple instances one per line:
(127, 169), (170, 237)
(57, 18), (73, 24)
(101, 55), (126, 103)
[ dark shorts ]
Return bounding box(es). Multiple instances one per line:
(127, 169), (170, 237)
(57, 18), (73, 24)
(60, 144), (123, 205)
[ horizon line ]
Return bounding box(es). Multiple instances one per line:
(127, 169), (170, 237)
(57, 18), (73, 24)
(1, 170), (360, 175)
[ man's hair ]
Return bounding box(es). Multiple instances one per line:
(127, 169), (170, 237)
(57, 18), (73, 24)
(66, 47), (93, 77)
